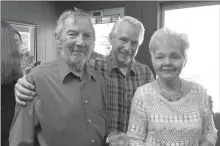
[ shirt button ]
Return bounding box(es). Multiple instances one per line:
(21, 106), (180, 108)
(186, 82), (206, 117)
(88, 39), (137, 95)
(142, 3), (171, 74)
(88, 119), (91, 123)
(84, 100), (88, 104)
(91, 140), (95, 143)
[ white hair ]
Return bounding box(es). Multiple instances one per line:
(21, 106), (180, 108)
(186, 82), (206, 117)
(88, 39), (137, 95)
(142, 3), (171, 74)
(110, 16), (145, 45)
(55, 9), (95, 41)
(149, 27), (189, 58)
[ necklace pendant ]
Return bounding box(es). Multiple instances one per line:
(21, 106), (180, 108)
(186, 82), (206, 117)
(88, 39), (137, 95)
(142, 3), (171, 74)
(157, 79), (183, 102)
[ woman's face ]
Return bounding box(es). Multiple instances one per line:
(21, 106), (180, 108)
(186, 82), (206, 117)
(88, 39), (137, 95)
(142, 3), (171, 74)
(152, 44), (186, 80)
(14, 33), (22, 52)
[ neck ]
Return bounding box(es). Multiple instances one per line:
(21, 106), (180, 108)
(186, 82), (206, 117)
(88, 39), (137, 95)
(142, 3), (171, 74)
(157, 77), (181, 91)
(68, 62), (85, 78)
(111, 53), (131, 68)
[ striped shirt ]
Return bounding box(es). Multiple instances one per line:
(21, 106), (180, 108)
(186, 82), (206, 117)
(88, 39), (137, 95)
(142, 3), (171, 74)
(88, 54), (154, 133)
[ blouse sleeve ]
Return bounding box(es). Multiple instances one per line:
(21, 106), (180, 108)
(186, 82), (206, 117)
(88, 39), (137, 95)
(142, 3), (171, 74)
(126, 87), (147, 146)
(199, 87), (218, 145)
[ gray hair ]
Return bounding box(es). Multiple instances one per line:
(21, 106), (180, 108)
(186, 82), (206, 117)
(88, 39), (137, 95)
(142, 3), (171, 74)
(55, 8), (95, 41)
(149, 27), (189, 58)
(110, 16), (145, 45)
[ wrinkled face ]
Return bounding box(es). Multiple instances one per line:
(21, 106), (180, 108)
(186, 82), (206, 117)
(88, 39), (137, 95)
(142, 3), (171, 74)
(58, 17), (95, 67)
(152, 44), (186, 80)
(14, 33), (22, 52)
(110, 21), (141, 66)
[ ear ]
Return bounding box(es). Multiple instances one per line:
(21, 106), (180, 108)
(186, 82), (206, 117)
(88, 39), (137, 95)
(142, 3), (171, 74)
(91, 42), (95, 52)
(109, 32), (114, 44)
(55, 33), (62, 48)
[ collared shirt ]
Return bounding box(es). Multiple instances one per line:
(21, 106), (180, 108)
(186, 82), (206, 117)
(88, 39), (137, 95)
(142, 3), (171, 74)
(88, 54), (155, 133)
(9, 57), (110, 146)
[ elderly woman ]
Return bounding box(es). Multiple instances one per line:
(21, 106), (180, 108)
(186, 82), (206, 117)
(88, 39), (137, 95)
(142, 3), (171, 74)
(126, 28), (217, 146)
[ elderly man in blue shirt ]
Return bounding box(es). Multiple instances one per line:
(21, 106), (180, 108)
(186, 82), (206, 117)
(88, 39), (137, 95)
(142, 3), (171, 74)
(9, 9), (110, 146)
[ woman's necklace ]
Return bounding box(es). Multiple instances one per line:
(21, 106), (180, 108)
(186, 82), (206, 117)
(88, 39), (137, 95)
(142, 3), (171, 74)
(157, 79), (183, 102)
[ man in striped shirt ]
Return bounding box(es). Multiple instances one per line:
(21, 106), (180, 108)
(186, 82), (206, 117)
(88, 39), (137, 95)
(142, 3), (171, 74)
(14, 15), (155, 133)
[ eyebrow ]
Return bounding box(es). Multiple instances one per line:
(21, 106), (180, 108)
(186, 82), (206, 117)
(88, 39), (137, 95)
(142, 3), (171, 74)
(118, 36), (128, 39)
(66, 29), (93, 34)
(155, 52), (164, 55)
(66, 30), (77, 33)
(170, 52), (180, 55)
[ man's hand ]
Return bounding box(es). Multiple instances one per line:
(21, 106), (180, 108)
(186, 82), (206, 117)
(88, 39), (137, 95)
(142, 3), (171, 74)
(107, 132), (129, 146)
(14, 75), (35, 106)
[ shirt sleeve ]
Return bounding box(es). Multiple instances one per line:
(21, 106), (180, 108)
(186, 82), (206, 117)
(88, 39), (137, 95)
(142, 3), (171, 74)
(200, 88), (218, 145)
(9, 74), (38, 146)
(126, 87), (147, 146)
(9, 102), (36, 146)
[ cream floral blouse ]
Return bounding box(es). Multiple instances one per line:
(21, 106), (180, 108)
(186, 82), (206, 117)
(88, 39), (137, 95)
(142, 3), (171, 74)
(126, 82), (217, 146)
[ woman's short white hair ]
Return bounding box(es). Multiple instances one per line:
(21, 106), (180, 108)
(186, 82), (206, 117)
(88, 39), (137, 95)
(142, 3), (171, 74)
(55, 8), (95, 41)
(110, 16), (145, 45)
(149, 27), (189, 58)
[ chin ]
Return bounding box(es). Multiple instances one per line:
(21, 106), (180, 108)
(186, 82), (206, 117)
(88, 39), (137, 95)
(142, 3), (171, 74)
(119, 56), (130, 63)
(119, 59), (130, 65)
(67, 58), (82, 65)
(162, 75), (179, 81)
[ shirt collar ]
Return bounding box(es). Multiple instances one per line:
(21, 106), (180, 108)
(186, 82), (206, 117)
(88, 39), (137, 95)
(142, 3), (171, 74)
(57, 57), (96, 83)
(107, 55), (136, 75)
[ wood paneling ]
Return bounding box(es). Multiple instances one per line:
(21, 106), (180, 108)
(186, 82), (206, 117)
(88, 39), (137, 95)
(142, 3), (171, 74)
(2, 1), (57, 62)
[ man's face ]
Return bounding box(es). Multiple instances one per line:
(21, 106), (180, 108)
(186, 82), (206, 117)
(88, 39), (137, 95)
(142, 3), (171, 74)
(58, 17), (95, 67)
(14, 33), (22, 52)
(110, 21), (141, 67)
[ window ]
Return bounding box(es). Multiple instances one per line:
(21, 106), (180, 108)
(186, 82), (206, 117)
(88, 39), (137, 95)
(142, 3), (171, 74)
(89, 7), (124, 56)
(161, 3), (220, 112)
(7, 21), (37, 62)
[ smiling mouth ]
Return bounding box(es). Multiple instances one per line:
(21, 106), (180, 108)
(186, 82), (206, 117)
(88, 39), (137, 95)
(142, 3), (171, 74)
(72, 51), (84, 53)
(161, 70), (175, 72)
(119, 51), (132, 56)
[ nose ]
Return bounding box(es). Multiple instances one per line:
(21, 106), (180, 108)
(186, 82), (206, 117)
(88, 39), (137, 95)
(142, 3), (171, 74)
(124, 42), (132, 53)
(76, 34), (85, 47)
(164, 57), (173, 65)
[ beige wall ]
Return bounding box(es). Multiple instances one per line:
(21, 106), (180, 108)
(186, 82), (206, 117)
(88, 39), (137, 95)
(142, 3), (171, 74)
(2, 1), (57, 63)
